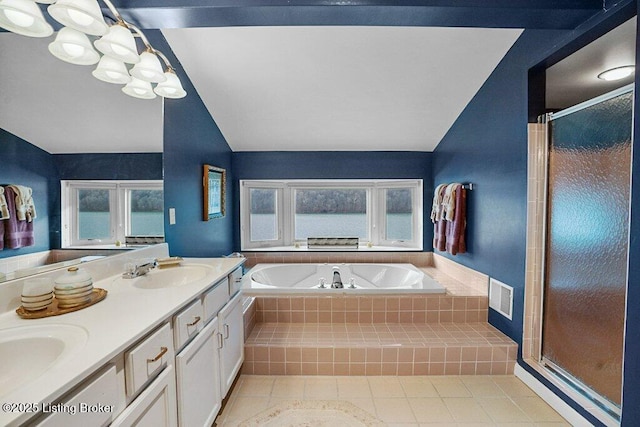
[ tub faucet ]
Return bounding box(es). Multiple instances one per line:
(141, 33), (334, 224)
(331, 266), (343, 289)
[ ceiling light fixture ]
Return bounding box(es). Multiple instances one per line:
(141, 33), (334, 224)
(0, 0), (186, 100)
(597, 65), (635, 81)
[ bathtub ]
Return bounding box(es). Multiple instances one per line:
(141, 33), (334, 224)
(242, 263), (446, 294)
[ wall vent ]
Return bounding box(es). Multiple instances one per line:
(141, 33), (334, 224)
(489, 278), (513, 320)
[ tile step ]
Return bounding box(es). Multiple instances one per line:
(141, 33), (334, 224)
(243, 322), (517, 376)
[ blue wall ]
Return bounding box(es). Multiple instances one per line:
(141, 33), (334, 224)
(55, 153), (163, 180)
(0, 129), (58, 257)
(147, 32), (236, 258)
(232, 151), (433, 250)
(433, 9), (637, 423)
(433, 29), (568, 346)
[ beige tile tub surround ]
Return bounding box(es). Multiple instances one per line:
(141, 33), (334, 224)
(240, 249), (518, 377)
(253, 294), (488, 324)
(523, 123), (546, 363)
(428, 252), (489, 296)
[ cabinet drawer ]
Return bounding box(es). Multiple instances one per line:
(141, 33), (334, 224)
(229, 266), (243, 296)
(125, 323), (173, 398)
(173, 299), (204, 351)
(36, 364), (120, 427)
(202, 278), (228, 323)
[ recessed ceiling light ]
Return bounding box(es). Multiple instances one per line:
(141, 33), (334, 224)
(597, 65), (635, 81)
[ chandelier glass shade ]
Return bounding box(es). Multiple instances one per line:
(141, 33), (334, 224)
(122, 77), (157, 99)
(0, 0), (186, 100)
(130, 50), (166, 83)
(92, 54), (131, 84)
(48, 26), (100, 65)
(0, 0), (54, 37)
(94, 23), (140, 64)
(47, 0), (108, 36)
(154, 70), (187, 99)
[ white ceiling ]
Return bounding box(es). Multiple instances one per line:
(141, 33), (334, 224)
(162, 26), (523, 152)
(4, 20), (633, 155)
(546, 17), (636, 110)
(0, 33), (163, 154)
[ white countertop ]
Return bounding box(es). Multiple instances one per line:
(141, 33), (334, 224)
(0, 255), (244, 427)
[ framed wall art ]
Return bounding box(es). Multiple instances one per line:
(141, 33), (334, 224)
(203, 164), (226, 220)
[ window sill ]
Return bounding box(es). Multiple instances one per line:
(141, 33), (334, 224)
(241, 245), (423, 252)
(62, 244), (140, 250)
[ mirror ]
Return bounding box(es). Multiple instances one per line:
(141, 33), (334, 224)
(0, 33), (164, 284)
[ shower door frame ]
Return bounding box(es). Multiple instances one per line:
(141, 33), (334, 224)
(522, 83), (634, 426)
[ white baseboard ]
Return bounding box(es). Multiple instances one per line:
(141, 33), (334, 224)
(514, 364), (596, 427)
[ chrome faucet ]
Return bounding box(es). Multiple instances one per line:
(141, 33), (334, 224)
(331, 266), (343, 289)
(122, 259), (156, 279)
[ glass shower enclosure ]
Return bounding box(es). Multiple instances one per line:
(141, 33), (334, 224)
(542, 85), (633, 417)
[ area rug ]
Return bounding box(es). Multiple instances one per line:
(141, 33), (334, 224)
(238, 400), (385, 426)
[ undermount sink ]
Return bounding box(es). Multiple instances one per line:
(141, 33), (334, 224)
(117, 264), (213, 289)
(0, 324), (88, 397)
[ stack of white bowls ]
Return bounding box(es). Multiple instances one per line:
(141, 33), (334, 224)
(54, 267), (94, 309)
(21, 277), (54, 311)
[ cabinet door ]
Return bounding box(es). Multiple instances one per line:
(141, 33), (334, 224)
(175, 318), (221, 427)
(111, 365), (177, 427)
(218, 292), (244, 397)
(35, 364), (120, 427)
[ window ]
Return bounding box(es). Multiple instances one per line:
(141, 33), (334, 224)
(62, 180), (163, 247)
(241, 180), (422, 249)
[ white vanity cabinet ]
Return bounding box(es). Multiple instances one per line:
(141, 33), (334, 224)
(9, 258), (245, 427)
(34, 363), (124, 427)
(175, 317), (221, 427)
(218, 292), (244, 397)
(112, 322), (177, 427)
(111, 365), (177, 427)
(172, 266), (245, 426)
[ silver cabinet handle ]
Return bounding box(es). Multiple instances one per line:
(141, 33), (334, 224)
(224, 323), (230, 339)
(217, 333), (224, 349)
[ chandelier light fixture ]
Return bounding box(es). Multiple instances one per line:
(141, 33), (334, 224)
(0, 0), (187, 99)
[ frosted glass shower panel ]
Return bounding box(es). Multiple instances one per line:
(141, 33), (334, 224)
(542, 90), (632, 407)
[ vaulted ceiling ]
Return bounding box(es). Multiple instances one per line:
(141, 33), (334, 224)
(0, 1), (623, 153)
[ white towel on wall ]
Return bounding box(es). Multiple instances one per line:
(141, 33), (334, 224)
(430, 183), (448, 223)
(0, 187), (9, 220)
(442, 183), (461, 221)
(7, 184), (37, 222)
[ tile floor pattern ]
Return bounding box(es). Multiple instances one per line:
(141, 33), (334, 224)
(215, 374), (570, 426)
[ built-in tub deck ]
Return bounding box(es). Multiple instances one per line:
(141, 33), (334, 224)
(241, 262), (518, 376)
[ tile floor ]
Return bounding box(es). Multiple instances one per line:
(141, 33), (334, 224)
(215, 374), (570, 426)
